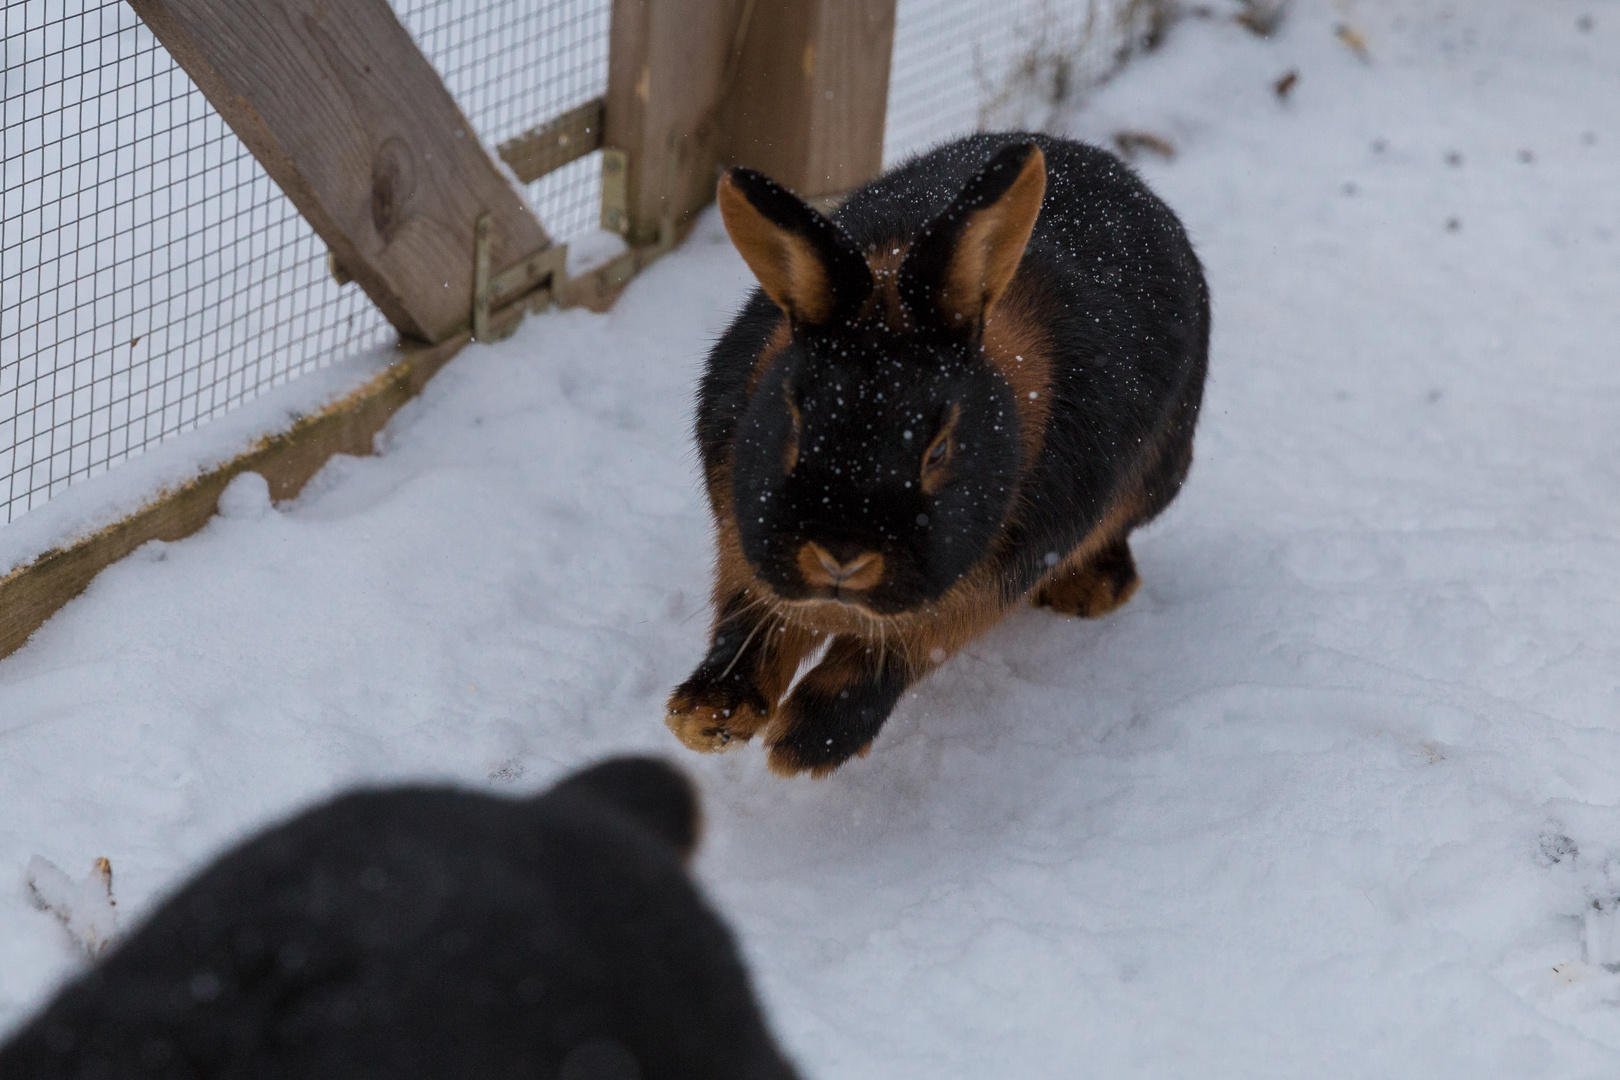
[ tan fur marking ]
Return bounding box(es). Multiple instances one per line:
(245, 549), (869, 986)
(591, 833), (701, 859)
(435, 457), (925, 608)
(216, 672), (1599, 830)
(665, 691), (766, 753)
(1031, 535), (1140, 617)
(718, 174), (833, 324)
(938, 148), (1047, 329)
(747, 318), (793, 395)
(779, 555), (1011, 677)
(981, 284), (1052, 472)
(1036, 560), (1139, 617)
(783, 396), (801, 474)
(664, 467), (823, 753)
(796, 543), (886, 593)
(860, 242), (911, 327)
(665, 616), (821, 753)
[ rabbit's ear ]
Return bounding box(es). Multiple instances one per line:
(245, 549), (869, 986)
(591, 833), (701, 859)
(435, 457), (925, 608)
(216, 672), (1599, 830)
(718, 168), (873, 327)
(900, 142), (1047, 335)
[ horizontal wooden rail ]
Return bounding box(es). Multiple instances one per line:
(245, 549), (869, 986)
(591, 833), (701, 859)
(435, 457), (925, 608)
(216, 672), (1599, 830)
(498, 98), (606, 185)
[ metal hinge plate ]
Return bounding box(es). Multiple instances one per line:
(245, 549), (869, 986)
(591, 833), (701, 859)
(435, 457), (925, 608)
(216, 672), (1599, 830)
(600, 148), (629, 237)
(473, 212), (568, 342)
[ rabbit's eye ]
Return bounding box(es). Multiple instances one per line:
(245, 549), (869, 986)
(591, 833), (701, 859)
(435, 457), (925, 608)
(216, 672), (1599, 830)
(920, 405), (960, 494)
(919, 432), (952, 494)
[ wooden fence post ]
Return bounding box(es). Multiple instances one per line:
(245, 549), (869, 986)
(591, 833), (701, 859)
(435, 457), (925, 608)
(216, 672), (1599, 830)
(128, 0), (553, 345)
(723, 0), (899, 200)
(603, 0), (748, 247)
(604, 0), (898, 246)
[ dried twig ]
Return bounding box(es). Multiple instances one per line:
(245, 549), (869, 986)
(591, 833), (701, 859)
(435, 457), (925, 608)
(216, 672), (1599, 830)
(1113, 130), (1177, 161)
(26, 855), (119, 958)
(1335, 23), (1372, 63)
(1235, 0), (1288, 37)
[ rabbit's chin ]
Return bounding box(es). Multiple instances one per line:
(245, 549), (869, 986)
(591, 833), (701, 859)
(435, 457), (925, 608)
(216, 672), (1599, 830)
(754, 556), (963, 626)
(787, 594), (888, 621)
(773, 593), (918, 637)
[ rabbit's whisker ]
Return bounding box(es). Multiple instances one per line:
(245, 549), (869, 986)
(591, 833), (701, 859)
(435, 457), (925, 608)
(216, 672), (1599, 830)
(716, 616), (767, 682)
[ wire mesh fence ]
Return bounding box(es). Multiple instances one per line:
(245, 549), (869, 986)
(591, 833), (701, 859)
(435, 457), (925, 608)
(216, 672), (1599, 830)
(0, 1), (392, 525)
(0, 0), (611, 527)
(394, 0), (611, 249)
(885, 0), (1158, 164)
(2, 0), (1149, 530)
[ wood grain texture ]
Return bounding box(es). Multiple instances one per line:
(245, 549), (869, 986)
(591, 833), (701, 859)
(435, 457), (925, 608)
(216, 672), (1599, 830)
(604, 0), (746, 246)
(724, 0), (898, 198)
(603, 0), (897, 237)
(129, 0), (551, 344)
(498, 98), (606, 185)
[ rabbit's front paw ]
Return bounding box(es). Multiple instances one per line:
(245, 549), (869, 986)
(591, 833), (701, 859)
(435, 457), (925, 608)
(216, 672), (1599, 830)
(1032, 538), (1140, 618)
(765, 720), (876, 779)
(762, 638), (906, 777)
(665, 678), (771, 753)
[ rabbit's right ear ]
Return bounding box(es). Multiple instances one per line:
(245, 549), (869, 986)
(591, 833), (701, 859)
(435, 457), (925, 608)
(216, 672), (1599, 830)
(899, 142), (1047, 336)
(718, 168), (873, 327)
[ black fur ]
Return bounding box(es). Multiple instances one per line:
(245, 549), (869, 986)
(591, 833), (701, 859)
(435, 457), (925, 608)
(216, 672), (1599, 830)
(702, 132), (1208, 603)
(897, 140), (1042, 331)
(731, 327), (1021, 613)
(679, 132), (1208, 773)
(725, 167), (873, 326)
(766, 641), (910, 771)
(0, 758), (799, 1080)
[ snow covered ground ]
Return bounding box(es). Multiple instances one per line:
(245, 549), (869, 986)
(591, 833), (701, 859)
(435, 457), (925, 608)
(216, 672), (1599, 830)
(3, 0), (1619, 1073)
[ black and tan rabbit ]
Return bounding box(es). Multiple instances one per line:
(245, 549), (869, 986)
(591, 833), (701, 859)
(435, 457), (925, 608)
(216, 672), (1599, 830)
(1, 758), (801, 1080)
(668, 132), (1209, 777)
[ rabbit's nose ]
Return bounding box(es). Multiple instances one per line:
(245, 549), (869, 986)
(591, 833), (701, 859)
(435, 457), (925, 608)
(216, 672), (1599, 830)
(798, 542), (886, 593)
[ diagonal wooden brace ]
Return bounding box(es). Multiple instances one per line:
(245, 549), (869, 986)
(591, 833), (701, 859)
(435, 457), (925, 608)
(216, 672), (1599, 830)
(129, 0), (554, 345)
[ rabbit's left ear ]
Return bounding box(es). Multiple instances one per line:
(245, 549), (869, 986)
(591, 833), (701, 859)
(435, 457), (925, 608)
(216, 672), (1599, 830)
(900, 142), (1047, 335)
(718, 168), (873, 327)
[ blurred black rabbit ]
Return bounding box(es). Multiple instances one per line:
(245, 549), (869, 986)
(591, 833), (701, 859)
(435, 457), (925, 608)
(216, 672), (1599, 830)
(669, 132), (1209, 776)
(0, 758), (800, 1080)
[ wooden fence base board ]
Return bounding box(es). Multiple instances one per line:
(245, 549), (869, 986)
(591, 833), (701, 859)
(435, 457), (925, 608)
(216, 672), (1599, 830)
(557, 237), (674, 312)
(0, 331), (464, 661)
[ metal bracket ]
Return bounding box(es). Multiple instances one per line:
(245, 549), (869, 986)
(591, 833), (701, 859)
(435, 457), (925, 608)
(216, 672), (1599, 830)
(326, 249), (353, 286)
(473, 212), (568, 343)
(600, 148), (629, 236)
